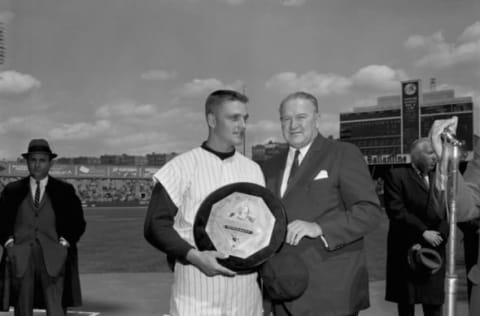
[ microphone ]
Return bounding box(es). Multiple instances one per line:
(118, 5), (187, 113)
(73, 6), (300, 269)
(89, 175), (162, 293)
(440, 128), (458, 143)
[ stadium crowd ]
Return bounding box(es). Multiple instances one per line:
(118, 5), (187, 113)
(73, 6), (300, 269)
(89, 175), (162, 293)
(0, 176), (153, 207)
(1, 175), (386, 208)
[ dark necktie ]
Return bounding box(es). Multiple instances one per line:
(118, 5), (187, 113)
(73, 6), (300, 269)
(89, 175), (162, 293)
(34, 181), (40, 208)
(288, 150), (300, 183)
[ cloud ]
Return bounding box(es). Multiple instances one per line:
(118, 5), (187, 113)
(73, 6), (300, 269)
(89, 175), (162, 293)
(0, 115), (62, 138)
(352, 65), (408, 91)
(248, 119), (280, 134)
(317, 113), (339, 138)
(96, 101), (157, 119)
(92, 99), (206, 154)
(141, 69), (177, 81)
(0, 71), (41, 94)
(405, 21), (480, 69)
(104, 131), (167, 147)
(246, 119), (282, 147)
(0, 11), (14, 24)
(187, 0), (246, 5)
(266, 65), (407, 96)
(280, 0), (307, 7)
(266, 71), (351, 96)
(221, 0), (246, 5)
(49, 120), (111, 140)
(177, 78), (244, 97)
(460, 21), (480, 43)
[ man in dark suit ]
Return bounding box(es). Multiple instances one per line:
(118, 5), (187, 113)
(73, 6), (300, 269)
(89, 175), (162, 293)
(262, 91), (382, 316)
(0, 139), (86, 316)
(384, 137), (448, 316)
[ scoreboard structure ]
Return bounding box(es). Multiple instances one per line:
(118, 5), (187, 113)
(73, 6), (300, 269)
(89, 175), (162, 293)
(340, 79), (474, 165)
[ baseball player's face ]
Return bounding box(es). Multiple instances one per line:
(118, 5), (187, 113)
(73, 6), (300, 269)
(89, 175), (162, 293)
(27, 153), (53, 180)
(213, 100), (248, 147)
(280, 98), (319, 149)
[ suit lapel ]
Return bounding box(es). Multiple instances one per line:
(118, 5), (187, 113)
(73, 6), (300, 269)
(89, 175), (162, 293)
(408, 166), (429, 193)
(283, 135), (327, 198)
(18, 177), (30, 202)
(275, 151), (288, 197)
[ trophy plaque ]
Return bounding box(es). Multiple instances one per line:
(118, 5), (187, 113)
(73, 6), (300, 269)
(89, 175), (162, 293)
(194, 182), (287, 272)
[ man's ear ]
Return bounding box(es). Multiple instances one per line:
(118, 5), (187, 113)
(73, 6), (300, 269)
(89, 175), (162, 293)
(207, 112), (216, 129)
(315, 113), (321, 130)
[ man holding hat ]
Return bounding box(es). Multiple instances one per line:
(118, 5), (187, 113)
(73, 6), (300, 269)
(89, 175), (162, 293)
(262, 91), (382, 316)
(0, 139), (86, 316)
(384, 137), (448, 316)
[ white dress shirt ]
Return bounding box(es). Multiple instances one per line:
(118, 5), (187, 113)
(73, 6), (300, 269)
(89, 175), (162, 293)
(280, 142), (313, 197)
(30, 176), (49, 203)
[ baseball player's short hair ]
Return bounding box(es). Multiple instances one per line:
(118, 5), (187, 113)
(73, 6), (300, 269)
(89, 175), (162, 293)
(279, 91), (319, 113)
(205, 90), (249, 116)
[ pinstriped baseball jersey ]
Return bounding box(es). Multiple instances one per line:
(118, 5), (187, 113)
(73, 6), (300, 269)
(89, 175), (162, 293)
(153, 147), (265, 316)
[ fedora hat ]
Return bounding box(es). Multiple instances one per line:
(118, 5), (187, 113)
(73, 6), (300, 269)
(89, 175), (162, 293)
(22, 139), (57, 159)
(259, 251), (309, 302)
(407, 244), (443, 275)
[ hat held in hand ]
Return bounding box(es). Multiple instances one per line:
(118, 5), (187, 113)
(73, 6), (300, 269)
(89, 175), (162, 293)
(260, 251), (309, 302)
(407, 244), (443, 274)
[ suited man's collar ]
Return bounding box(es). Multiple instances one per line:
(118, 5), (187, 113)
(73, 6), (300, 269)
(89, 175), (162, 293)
(411, 162), (431, 178)
(289, 141), (313, 164)
(30, 175), (49, 187)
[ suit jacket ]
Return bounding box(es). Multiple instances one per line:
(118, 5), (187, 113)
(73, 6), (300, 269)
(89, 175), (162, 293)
(384, 166), (448, 304)
(262, 134), (382, 316)
(0, 176), (86, 310)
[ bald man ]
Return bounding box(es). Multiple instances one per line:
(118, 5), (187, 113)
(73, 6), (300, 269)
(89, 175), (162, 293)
(384, 138), (448, 316)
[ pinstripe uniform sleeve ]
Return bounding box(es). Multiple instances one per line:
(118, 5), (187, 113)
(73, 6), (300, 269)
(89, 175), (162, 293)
(144, 158), (194, 261)
(144, 182), (194, 260)
(152, 158), (184, 207)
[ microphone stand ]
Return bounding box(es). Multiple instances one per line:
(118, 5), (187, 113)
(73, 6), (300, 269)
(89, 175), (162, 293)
(444, 135), (462, 316)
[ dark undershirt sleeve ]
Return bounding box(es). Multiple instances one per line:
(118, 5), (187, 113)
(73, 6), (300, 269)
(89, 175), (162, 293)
(144, 182), (194, 261)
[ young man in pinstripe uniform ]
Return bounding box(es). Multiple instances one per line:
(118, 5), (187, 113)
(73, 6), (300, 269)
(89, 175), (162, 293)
(144, 90), (265, 316)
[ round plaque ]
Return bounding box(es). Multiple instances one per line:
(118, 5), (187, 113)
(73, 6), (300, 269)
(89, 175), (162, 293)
(194, 182), (287, 272)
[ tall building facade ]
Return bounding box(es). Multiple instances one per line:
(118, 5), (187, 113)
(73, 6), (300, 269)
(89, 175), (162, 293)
(0, 9), (13, 70)
(0, 21), (5, 66)
(340, 80), (474, 165)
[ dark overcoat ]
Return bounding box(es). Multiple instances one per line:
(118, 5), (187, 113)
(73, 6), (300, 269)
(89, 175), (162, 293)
(384, 166), (448, 304)
(262, 135), (382, 316)
(0, 176), (86, 310)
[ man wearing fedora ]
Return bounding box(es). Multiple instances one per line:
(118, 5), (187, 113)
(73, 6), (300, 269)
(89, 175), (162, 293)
(384, 137), (448, 316)
(0, 139), (86, 316)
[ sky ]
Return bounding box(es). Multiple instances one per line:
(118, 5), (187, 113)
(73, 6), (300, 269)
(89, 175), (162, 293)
(0, 0), (478, 160)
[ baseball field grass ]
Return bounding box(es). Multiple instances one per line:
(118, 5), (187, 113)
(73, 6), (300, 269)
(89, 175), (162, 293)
(0, 206), (469, 316)
(78, 206), (463, 282)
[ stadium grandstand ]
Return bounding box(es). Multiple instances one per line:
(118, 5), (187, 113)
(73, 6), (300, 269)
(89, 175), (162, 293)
(0, 161), (157, 207)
